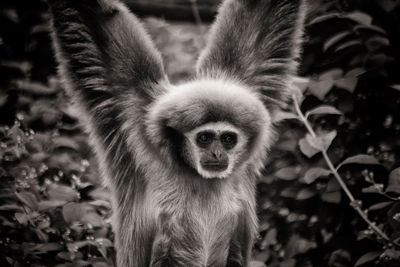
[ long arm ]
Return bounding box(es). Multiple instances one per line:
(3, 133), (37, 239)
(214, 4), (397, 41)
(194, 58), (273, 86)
(197, 0), (307, 112)
(49, 1), (168, 266)
(48, 0), (167, 184)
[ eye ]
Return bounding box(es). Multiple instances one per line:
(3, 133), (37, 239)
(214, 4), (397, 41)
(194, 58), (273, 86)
(220, 132), (237, 148)
(196, 131), (214, 147)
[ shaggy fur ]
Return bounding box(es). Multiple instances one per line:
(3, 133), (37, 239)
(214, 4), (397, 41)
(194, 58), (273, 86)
(48, 0), (306, 266)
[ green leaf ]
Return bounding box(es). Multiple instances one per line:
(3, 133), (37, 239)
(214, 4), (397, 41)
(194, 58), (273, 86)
(306, 131), (337, 151)
(354, 251), (381, 266)
(337, 154), (381, 170)
(299, 137), (320, 158)
(321, 191), (341, 204)
(303, 167), (331, 184)
(306, 105), (342, 117)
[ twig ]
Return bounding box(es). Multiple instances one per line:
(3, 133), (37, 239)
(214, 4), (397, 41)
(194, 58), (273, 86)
(293, 95), (390, 242)
(189, 0), (203, 26)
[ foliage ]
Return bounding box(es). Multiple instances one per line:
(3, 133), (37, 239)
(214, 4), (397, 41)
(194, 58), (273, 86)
(1, 0), (400, 266)
(252, 1), (400, 266)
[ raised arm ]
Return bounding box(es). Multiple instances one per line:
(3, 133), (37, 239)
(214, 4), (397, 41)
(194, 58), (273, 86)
(197, 0), (307, 112)
(49, 0), (167, 124)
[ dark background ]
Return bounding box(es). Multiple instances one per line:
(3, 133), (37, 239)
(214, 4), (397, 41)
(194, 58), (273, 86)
(1, 0), (400, 266)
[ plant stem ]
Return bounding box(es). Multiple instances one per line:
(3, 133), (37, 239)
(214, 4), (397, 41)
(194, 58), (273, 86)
(293, 95), (390, 242)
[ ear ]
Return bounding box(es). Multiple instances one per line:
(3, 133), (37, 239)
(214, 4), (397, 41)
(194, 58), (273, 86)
(197, 0), (307, 112)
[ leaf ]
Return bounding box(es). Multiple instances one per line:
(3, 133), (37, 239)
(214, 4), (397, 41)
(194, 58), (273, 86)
(368, 201), (393, 211)
(52, 136), (80, 152)
(320, 69), (343, 80)
(366, 36), (390, 51)
(362, 185), (382, 194)
(299, 137), (320, 158)
(15, 212), (29, 225)
(309, 13), (341, 25)
(250, 261), (267, 267)
(16, 80), (58, 96)
(0, 204), (23, 211)
(273, 111), (299, 122)
(306, 131), (337, 151)
(308, 69), (343, 100)
(303, 167), (331, 184)
(15, 191), (38, 211)
(48, 185), (78, 202)
(22, 243), (63, 255)
(323, 31), (353, 52)
(264, 228), (278, 246)
(337, 154), (381, 170)
(335, 77), (358, 92)
(389, 167), (400, 185)
(390, 84), (400, 91)
(321, 191), (341, 204)
(344, 11), (372, 26)
(63, 203), (104, 227)
(274, 167), (300, 181)
(38, 200), (67, 211)
(354, 24), (387, 35)
(378, 0), (400, 12)
(292, 76), (310, 92)
(386, 185), (400, 194)
(308, 79), (335, 100)
(335, 68), (365, 93)
(335, 40), (362, 52)
(306, 105), (342, 117)
(296, 188), (317, 200)
(354, 251), (381, 266)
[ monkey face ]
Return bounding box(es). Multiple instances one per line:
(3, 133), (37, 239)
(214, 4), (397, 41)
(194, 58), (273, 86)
(184, 122), (248, 179)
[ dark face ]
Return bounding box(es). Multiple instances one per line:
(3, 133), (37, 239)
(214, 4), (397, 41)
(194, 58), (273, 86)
(195, 130), (238, 172)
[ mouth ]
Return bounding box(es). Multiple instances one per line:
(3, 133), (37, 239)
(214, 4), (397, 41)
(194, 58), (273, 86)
(201, 162), (228, 172)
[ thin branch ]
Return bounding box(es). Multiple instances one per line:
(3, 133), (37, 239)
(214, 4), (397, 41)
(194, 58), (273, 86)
(189, 0), (203, 26)
(293, 95), (390, 242)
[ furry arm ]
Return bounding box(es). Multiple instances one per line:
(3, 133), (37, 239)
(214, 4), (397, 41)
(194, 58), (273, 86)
(197, 0), (307, 111)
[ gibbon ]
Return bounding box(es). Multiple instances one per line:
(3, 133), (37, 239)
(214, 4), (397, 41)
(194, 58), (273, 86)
(48, 0), (307, 266)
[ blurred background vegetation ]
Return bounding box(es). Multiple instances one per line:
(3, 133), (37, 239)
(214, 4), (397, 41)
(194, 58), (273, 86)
(0, 0), (400, 266)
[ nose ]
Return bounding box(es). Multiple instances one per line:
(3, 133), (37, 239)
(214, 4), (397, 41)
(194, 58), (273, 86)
(212, 150), (222, 160)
